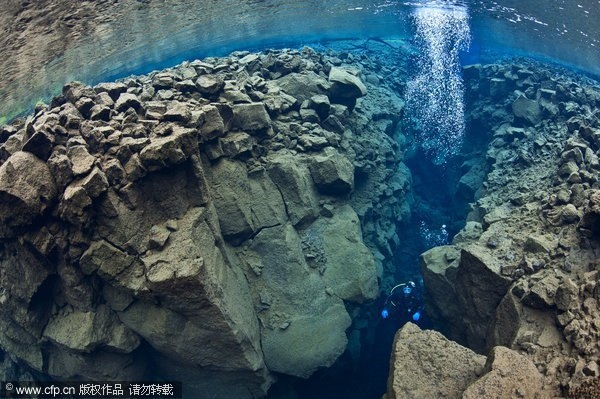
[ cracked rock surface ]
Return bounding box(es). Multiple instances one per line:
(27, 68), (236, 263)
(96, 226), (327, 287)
(0, 46), (412, 397)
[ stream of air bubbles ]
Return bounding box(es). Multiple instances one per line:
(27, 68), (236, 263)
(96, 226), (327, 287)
(405, 4), (471, 164)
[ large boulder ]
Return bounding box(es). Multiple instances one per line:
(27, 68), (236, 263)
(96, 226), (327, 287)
(456, 245), (513, 350)
(512, 96), (542, 126)
(274, 72), (329, 103)
(232, 103), (271, 133)
(0, 151), (57, 233)
(207, 159), (286, 242)
(240, 224), (351, 378)
(308, 147), (354, 195)
(328, 67), (367, 107)
(114, 93), (142, 113)
(387, 323), (486, 399)
(420, 245), (465, 341)
(198, 104), (226, 141)
(139, 126), (197, 171)
(267, 154), (319, 226)
(308, 205), (378, 302)
(118, 206), (265, 371)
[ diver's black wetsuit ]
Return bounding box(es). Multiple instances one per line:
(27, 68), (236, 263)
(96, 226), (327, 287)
(381, 281), (423, 322)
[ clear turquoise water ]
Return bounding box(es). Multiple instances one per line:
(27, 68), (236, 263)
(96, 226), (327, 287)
(1, 0), (599, 121)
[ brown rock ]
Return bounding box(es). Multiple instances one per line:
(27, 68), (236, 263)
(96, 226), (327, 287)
(67, 145), (96, 176)
(308, 147), (354, 195)
(0, 151), (57, 233)
(139, 126), (197, 171)
(387, 323), (486, 399)
(463, 346), (544, 399)
(115, 93), (142, 113)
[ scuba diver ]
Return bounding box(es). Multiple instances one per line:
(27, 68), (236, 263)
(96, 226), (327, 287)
(380, 280), (423, 323)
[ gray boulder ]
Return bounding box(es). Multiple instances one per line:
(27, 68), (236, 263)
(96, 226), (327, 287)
(162, 101), (191, 123)
(0, 151), (57, 233)
(67, 145), (96, 176)
(80, 240), (136, 280)
(274, 72), (329, 103)
(115, 93), (142, 113)
(328, 67), (367, 106)
(267, 154), (319, 226)
(207, 159), (286, 242)
(309, 94), (331, 119)
(462, 346), (544, 399)
(43, 305), (140, 354)
(420, 246), (463, 338)
(198, 104), (226, 141)
(308, 205), (378, 302)
(119, 207), (265, 372)
(58, 184), (92, 225)
(220, 132), (255, 158)
(22, 130), (54, 161)
(241, 224), (351, 378)
(232, 103), (271, 133)
(455, 245), (513, 351)
(422, 244), (513, 351)
(139, 126), (197, 171)
(512, 96), (542, 126)
(196, 75), (225, 99)
(44, 343), (146, 380)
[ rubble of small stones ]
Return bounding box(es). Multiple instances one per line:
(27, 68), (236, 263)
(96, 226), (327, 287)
(419, 61), (600, 397)
(0, 45), (410, 397)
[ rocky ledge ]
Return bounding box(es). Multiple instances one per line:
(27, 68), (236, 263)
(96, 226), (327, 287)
(402, 62), (600, 398)
(0, 46), (411, 397)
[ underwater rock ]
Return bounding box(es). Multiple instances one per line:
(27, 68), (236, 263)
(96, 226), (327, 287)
(512, 96), (542, 126)
(267, 154), (319, 226)
(43, 305), (140, 354)
(308, 147), (354, 195)
(0, 151), (57, 234)
(420, 246), (463, 340)
(138, 126), (197, 171)
(309, 205), (378, 302)
(232, 103), (271, 132)
(386, 325), (554, 399)
(207, 159), (286, 242)
(386, 323), (486, 399)
(328, 67), (367, 105)
(0, 45), (411, 396)
(462, 346), (544, 399)
(275, 71), (329, 103)
(240, 224), (351, 378)
(423, 61), (600, 396)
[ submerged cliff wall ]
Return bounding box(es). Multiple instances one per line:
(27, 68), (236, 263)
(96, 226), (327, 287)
(0, 46), (411, 397)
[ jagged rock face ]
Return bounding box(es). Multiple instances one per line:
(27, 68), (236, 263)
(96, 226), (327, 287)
(421, 62), (600, 394)
(0, 46), (412, 396)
